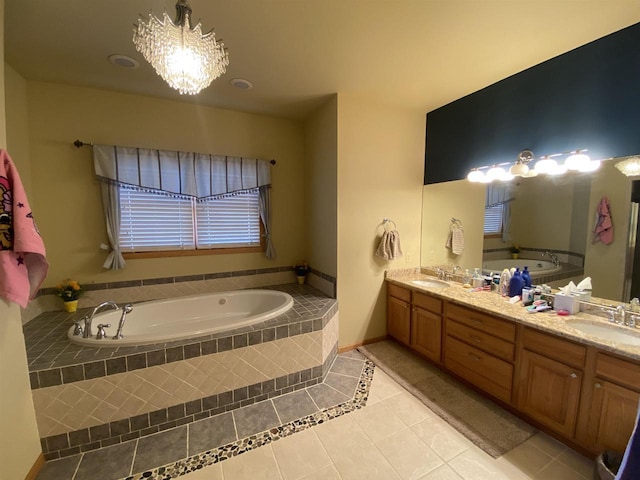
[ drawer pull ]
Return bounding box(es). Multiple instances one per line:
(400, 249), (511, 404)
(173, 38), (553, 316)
(468, 334), (482, 344)
(468, 352), (482, 361)
(570, 372), (578, 379)
(595, 382), (602, 389)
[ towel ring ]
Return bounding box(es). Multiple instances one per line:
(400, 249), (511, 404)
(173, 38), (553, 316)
(382, 218), (397, 231)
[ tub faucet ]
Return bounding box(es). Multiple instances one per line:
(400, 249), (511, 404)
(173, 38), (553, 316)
(113, 304), (133, 340)
(83, 301), (119, 338)
(542, 250), (560, 267)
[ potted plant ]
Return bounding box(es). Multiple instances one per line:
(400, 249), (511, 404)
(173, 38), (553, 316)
(510, 244), (520, 259)
(55, 279), (83, 312)
(294, 262), (310, 285)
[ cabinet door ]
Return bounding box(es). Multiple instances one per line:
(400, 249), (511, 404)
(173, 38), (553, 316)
(589, 379), (640, 453)
(411, 307), (441, 362)
(388, 295), (411, 345)
(518, 349), (582, 437)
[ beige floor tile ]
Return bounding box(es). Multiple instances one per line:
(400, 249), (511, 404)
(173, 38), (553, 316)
(555, 449), (595, 479)
(497, 440), (553, 477)
(351, 399), (408, 442)
(448, 447), (528, 480)
(418, 464), (464, 480)
(221, 444), (283, 480)
(368, 369), (404, 401)
(178, 462), (223, 479)
(533, 459), (590, 480)
(381, 391), (436, 426)
(330, 442), (402, 480)
(271, 429), (332, 480)
(523, 432), (567, 458)
(299, 463), (342, 480)
(375, 428), (444, 479)
(410, 415), (473, 461)
(314, 414), (371, 459)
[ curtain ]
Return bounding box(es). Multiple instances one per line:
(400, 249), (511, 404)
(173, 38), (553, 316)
(259, 185), (275, 259)
(100, 182), (126, 269)
(486, 184), (514, 243)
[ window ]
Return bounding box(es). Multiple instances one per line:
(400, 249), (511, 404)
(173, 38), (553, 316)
(484, 203), (504, 235)
(119, 187), (261, 253)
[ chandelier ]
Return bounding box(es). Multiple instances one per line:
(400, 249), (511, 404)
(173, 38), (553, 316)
(133, 0), (229, 95)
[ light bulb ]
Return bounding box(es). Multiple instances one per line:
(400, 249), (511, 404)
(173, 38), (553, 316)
(486, 166), (506, 181)
(548, 163), (568, 176)
(509, 163), (529, 177)
(534, 158), (557, 174)
(564, 152), (591, 171)
(467, 169), (485, 182)
(580, 160), (601, 173)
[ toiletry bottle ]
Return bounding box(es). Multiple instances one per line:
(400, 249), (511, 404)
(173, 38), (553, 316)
(499, 269), (511, 297)
(521, 266), (532, 288)
(508, 268), (524, 297)
(462, 269), (471, 287)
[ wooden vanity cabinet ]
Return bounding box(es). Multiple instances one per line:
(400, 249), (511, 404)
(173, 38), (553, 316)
(411, 292), (443, 363)
(387, 284), (411, 345)
(576, 352), (640, 453)
(517, 328), (585, 438)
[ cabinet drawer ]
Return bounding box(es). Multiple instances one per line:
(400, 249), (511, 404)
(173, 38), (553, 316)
(387, 283), (411, 302)
(523, 328), (586, 369)
(444, 335), (513, 403)
(413, 291), (443, 314)
(595, 353), (640, 390)
(446, 318), (515, 362)
(445, 303), (515, 342)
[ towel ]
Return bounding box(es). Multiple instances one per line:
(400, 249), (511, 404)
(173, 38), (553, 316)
(446, 220), (464, 255)
(376, 229), (403, 260)
(0, 150), (48, 308)
(593, 196), (613, 245)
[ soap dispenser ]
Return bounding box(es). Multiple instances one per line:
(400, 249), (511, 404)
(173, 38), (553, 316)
(521, 266), (532, 288)
(509, 268), (524, 297)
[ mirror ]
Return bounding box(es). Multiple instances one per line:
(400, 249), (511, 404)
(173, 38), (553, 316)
(421, 156), (639, 302)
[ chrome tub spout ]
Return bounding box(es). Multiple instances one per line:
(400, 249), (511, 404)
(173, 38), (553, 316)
(83, 301), (119, 338)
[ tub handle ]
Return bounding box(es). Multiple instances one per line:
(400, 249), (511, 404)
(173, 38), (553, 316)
(96, 323), (111, 340)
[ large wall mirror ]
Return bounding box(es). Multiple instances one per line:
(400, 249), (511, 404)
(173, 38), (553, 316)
(421, 155), (640, 303)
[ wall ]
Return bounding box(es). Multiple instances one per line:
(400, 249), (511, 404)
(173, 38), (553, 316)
(0, 0), (44, 476)
(304, 96), (338, 277)
(336, 95), (424, 348)
(421, 180), (485, 269)
(25, 82), (306, 287)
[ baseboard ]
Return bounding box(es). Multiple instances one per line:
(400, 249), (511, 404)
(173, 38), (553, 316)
(338, 335), (388, 353)
(25, 453), (45, 480)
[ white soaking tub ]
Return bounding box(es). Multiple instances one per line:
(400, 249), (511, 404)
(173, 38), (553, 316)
(482, 259), (562, 276)
(68, 289), (294, 347)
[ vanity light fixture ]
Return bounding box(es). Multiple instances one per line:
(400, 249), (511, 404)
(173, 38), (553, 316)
(133, 0), (229, 95)
(614, 156), (640, 177)
(533, 156), (558, 174)
(564, 150), (591, 171)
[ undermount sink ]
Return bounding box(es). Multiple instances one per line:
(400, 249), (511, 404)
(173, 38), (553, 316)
(411, 279), (450, 289)
(565, 319), (640, 346)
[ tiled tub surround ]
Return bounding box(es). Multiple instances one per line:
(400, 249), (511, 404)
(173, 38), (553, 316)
(21, 266), (338, 324)
(25, 284), (338, 460)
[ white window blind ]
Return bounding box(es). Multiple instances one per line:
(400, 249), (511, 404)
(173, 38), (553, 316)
(118, 187), (261, 252)
(196, 191), (261, 248)
(484, 204), (503, 235)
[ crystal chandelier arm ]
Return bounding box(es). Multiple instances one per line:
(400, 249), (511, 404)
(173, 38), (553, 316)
(174, 0), (192, 28)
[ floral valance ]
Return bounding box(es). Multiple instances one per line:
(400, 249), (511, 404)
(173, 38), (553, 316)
(93, 144), (271, 199)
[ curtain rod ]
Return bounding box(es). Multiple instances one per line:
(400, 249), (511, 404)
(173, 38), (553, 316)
(72, 139), (276, 165)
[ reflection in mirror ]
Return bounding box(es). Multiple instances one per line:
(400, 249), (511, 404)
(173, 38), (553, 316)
(421, 156), (640, 303)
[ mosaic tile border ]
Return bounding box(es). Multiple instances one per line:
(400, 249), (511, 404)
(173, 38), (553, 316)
(41, 343), (339, 460)
(36, 266), (337, 297)
(119, 360), (374, 480)
(27, 287), (338, 388)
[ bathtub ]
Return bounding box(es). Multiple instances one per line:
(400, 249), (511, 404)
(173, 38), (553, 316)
(482, 259), (562, 276)
(68, 289), (294, 347)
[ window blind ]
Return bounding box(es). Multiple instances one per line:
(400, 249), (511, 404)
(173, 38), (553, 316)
(196, 191), (261, 248)
(484, 204), (504, 234)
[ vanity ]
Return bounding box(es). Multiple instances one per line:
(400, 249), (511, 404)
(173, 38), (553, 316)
(386, 271), (640, 457)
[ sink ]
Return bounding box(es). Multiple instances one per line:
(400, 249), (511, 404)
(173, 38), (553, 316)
(565, 319), (640, 346)
(411, 279), (450, 289)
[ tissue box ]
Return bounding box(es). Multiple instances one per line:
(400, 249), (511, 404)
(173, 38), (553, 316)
(554, 293), (580, 314)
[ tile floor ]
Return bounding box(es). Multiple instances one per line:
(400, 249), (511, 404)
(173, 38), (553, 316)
(37, 348), (596, 480)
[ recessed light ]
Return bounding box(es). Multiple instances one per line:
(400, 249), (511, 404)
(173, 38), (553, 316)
(230, 78), (253, 89)
(108, 54), (139, 69)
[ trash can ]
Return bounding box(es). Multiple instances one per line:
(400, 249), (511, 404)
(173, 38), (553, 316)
(594, 451), (623, 480)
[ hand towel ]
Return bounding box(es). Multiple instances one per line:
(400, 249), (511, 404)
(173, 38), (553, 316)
(376, 229), (403, 260)
(452, 226), (465, 255)
(593, 196), (613, 245)
(0, 150), (48, 308)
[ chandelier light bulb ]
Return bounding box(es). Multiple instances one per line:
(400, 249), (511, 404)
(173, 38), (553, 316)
(615, 157), (640, 177)
(133, 0), (229, 95)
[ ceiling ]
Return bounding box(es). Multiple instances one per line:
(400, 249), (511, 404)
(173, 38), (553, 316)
(5, 1), (640, 119)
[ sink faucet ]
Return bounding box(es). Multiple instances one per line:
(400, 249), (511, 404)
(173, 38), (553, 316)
(83, 301), (119, 338)
(615, 305), (626, 325)
(542, 250), (560, 267)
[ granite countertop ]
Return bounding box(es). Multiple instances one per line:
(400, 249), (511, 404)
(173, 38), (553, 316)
(385, 268), (640, 362)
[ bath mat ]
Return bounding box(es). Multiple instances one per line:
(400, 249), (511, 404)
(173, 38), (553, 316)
(357, 340), (536, 458)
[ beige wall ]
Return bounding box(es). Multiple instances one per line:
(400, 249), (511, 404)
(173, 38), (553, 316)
(304, 96), (338, 277)
(421, 180), (485, 270)
(24, 82), (306, 287)
(0, 1), (44, 477)
(336, 94), (424, 347)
